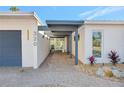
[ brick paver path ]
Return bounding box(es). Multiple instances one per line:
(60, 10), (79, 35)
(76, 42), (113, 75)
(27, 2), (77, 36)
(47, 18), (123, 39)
(0, 53), (124, 87)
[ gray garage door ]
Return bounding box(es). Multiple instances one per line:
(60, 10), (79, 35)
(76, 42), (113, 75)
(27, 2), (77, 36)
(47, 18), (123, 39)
(0, 30), (22, 66)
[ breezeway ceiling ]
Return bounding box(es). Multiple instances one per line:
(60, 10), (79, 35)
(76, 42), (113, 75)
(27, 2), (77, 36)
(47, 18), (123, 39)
(38, 20), (83, 38)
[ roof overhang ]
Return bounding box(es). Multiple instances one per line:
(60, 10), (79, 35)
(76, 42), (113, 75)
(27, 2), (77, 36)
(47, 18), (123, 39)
(39, 20), (83, 38)
(46, 20), (83, 26)
(0, 12), (42, 25)
(38, 26), (50, 31)
(84, 20), (124, 25)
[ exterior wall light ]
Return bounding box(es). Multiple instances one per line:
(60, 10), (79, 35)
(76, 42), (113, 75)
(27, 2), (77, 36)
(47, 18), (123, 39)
(27, 29), (29, 40)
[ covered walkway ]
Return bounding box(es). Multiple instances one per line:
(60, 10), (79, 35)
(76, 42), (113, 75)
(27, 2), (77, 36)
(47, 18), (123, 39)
(38, 20), (83, 65)
(40, 52), (75, 72)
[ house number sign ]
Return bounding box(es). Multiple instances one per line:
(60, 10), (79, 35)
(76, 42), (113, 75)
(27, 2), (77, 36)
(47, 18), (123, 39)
(33, 31), (37, 46)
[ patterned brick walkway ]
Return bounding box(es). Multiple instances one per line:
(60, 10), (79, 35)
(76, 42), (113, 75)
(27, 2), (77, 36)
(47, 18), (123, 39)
(0, 53), (124, 87)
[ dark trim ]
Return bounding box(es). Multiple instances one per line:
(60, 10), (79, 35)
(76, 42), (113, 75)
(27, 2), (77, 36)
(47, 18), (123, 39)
(38, 26), (50, 31)
(75, 30), (78, 65)
(72, 54), (83, 64)
(50, 36), (65, 38)
(74, 34), (80, 41)
(46, 20), (84, 26)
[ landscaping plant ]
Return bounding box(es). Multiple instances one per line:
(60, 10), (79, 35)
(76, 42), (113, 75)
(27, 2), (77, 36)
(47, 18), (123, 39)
(9, 6), (20, 12)
(108, 50), (120, 65)
(88, 56), (96, 66)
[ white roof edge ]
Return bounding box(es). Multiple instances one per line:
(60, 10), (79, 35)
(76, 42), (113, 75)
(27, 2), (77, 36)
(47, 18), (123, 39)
(84, 20), (124, 25)
(33, 12), (42, 25)
(0, 12), (42, 25)
(0, 12), (33, 16)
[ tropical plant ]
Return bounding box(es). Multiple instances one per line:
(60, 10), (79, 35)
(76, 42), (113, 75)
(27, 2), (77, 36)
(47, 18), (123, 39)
(88, 56), (96, 66)
(108, 50), (120, 65)
(9, 6), (20, 12)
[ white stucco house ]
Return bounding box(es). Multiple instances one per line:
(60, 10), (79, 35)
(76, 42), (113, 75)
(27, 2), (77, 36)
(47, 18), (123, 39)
(71, 20), (124, 64)
(0, 12), (124, 69)
(0, 12), (50, 69)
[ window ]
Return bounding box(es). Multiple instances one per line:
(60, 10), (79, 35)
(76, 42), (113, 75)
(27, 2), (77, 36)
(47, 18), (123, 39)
(92, 32), (102, 57)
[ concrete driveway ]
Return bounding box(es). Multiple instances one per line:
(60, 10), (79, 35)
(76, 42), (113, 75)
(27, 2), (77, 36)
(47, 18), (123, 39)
(0, 53), (124, 87)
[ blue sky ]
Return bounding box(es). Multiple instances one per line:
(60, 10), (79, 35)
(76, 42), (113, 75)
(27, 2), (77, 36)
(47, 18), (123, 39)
(0, 6), (124, 25)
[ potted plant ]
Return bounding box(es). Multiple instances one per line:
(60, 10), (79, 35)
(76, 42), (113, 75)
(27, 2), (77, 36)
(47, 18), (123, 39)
(108, 50), (120, 65)
(88, 56), (96, 66)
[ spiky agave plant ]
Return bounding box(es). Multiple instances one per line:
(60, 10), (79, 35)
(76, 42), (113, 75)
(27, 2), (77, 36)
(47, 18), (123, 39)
(108, 50), (120, 65)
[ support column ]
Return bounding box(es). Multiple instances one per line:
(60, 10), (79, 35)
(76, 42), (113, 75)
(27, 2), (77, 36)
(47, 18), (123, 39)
(75, 30), (78, 65)
(67, 36), (69, 55)
(70, 34), (72, 58)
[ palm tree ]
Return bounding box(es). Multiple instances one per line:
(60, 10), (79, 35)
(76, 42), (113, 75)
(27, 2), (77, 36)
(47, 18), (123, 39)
(9, 6), (20, 12)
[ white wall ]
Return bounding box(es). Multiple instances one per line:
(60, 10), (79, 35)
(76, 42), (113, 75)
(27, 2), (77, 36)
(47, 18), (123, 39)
(85, 24), (124, 63)
(72, 25), (85, 63)
(78, 26), (85, 63)
(0, 16), (38, 68)
(37, 32), (50, 67)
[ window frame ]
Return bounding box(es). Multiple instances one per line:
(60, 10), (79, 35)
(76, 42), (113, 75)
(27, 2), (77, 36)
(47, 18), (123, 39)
(92, 30), (104, 59)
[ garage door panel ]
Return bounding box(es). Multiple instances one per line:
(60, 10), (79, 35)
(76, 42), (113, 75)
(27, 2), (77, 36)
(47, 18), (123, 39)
(0, 31), (22, 67)
(0, 59), (2, 65)
(2, 40), (21, 48)
(3, 57), (19, 66)
(2, 48), (20, 57)
(0, 49), (2, 56)
(2, 54), (21, 66)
